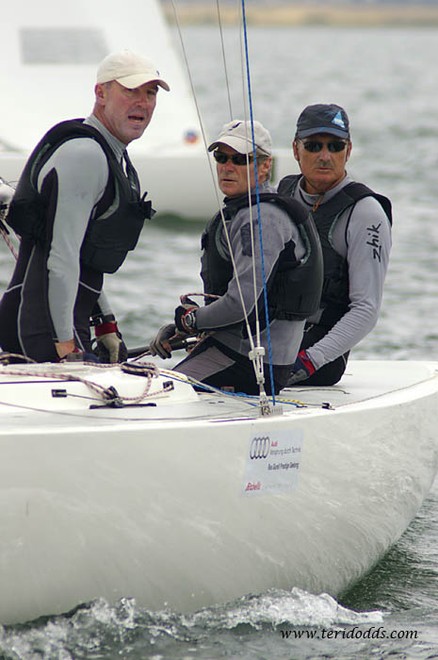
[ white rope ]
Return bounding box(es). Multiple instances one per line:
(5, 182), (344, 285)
(0, 359), (163, 406)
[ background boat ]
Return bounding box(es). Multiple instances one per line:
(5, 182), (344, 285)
(0, 0), (229, 220)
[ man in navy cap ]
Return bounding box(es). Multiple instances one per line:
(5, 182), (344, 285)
(278, 103), (392, 386)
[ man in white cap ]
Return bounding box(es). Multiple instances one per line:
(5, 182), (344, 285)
(149, 119), (322, 395)
(0, 50), (169, 363)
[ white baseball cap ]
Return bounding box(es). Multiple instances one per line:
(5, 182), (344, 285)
(208, 119), (272, 156)
(96, 50), (170, 91)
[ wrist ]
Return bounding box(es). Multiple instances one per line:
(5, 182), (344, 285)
(298, 349), (316, 376)
(175, 304), (198, 333)
(95, 321), (118, 337)
(90, 313), (116, 327)
(183, 310), (197, 332)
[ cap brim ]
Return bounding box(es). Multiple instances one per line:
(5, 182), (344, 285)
(116, 74), (170, 91)
(296, 127), (349, 139)
(208, 135), (255, 154)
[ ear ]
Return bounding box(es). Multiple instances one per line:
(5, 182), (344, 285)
(292, 140), (300, 162)
(259, 156), (272, 182)
(345, 141), (352, 162)
(94, 83), (106, 105)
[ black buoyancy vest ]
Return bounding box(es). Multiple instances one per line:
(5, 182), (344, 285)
(200, 192), (323, 321)
(277, 175), (392, 326)
(6, 119), (153, 274)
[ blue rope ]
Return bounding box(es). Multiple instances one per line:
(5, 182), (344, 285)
(240, 0), (276, 405)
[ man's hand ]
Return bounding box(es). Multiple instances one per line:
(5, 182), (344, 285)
(149, 323), (179, 359)
(55, 339), (76, 359)
(287, 349), (316, 385)
(95, 320), (128, 363)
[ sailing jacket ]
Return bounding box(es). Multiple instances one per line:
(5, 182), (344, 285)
(193, 183), (310, 365)
(6, 119), (153, 274)
(277, 175), (392, 328)
(200, 191), (323, 323)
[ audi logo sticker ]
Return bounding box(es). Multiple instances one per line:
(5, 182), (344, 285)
(243, 429), (304, 495)
(249, 436), (270, 459)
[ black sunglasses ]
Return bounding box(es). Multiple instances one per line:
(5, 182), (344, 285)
(213, 150), (254, 166)
(301, 140), (348, 153)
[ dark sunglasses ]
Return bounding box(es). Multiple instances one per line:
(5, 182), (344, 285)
(213, 150), (254, 166)
(301, 140), (348, 153)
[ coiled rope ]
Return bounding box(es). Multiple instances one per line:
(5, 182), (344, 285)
(0, 357), (163, 406)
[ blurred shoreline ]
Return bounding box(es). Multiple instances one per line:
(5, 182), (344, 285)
(162, 3), (438, 27)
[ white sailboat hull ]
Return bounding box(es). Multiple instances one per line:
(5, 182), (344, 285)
(0, 359), (437, 625)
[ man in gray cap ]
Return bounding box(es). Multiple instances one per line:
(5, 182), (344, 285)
(278, 103), (392, 386)
(149, 119), (322, 395)
(0, 50), (169, 363)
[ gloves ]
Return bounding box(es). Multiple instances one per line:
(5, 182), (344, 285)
(287, 350), (316, 385)
(94, 320), (128, 364)
(174, 298), (199, 335)
(149, 323), (179, 359)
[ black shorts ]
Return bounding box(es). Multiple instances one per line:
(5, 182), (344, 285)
(174, 335), (289, 396)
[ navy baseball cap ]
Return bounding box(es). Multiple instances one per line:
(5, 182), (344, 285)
(295, 104), (350, 139)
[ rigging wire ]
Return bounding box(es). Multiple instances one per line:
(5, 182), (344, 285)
(169, 0), (224, 215)
(169, 0), (278, 413)
(215, 0), (234, 120)
(169, 0), (259, 366)
(238, 0), (276, 405)
(170, 0), (265, 364)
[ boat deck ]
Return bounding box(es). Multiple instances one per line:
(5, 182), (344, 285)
(0, 360), (436, 433)
(284, 359), (438, 408)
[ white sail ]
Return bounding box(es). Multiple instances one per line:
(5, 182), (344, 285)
(0, 0), (218, 218)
